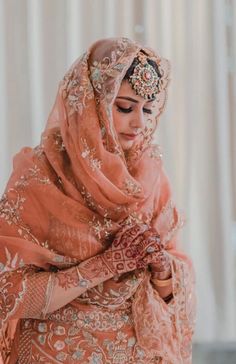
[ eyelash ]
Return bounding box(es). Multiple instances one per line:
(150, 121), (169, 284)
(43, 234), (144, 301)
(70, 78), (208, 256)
(117, 106), (152, 114)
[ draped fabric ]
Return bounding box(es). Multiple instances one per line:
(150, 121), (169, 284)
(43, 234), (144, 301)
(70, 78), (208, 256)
(0, 38), (196, 363)
(0, 0), (235, 345)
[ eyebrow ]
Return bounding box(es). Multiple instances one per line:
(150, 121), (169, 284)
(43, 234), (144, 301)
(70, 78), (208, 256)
(116, 96), (155, 103)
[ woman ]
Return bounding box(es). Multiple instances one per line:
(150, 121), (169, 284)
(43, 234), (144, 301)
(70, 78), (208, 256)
(0, 37), (196, 363)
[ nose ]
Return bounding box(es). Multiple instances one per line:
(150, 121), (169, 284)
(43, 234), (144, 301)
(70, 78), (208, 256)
(130, 110), (146, 130)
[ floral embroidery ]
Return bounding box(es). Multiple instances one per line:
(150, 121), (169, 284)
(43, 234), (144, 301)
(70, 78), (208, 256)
(61, 52), (94, 115)
(156, 199), (185, 246)
(78, 272), (143, 309)
(19, 314), (156, 364)
(149, 144), (163, 160)
(14, 165), (51, 188)
(122, 178), (142, 196)
(81, 138), (102, 171)
(90, 38), (129, 102)
(0, 189), (43, 247)
(0, 247), (24, 273)
(0, 190), (26, 226)
(121, 212), (145, 227)
(34, 144), (44, 158)
(80, 186), (112, 217)
(0, 270), (26, 327)
(80, 186), (132, 219)
(89, 215), (113, 239)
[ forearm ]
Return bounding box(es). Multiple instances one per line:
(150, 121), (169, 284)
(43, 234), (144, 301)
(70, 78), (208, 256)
(152, 281), (173, 299)
(2, 254), (114, 321)
(47, 254), (114, 314)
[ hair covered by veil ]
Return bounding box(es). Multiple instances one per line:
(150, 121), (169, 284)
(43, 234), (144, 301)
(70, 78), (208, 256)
(43, 37), (171, 212)
(0, 38), (196, 363)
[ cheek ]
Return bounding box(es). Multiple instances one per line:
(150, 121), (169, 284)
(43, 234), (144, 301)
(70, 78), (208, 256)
(112, 109), (124, 133)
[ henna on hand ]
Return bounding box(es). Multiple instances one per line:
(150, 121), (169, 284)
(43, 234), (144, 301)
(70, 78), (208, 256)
(101, 224), (162, 275)
(150, 251), (171, 272)
(55, 267), (80, 290)
(78, 254), (114, 281)
(143, 250), (172, 279)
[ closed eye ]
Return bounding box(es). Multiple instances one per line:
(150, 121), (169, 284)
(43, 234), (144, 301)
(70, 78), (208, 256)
(116, 105), (153, 114)
(117, 106), (132, 113)
(143, 108), (152, 114)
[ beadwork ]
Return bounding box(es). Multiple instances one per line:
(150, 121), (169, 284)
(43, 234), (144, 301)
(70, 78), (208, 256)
(128, 52), (161, 100)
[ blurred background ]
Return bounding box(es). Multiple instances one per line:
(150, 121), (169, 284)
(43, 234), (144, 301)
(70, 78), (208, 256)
(0, 0), (235, 362)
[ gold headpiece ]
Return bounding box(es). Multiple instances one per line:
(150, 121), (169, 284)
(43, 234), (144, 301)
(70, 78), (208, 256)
(128, 52), (161, 100)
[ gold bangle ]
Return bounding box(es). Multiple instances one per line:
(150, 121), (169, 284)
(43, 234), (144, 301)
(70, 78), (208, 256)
(151, 277), (172, 287)
(151, 270), (171, 280)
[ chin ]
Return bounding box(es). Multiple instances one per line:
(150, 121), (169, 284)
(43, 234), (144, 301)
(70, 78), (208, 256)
(120, 141), (134, 151)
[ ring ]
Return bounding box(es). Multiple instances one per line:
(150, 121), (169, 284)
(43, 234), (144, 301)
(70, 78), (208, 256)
(146, 246), (155, 253)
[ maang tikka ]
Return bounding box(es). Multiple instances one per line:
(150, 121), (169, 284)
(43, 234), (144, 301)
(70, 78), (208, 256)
(128, 52), (162, 100)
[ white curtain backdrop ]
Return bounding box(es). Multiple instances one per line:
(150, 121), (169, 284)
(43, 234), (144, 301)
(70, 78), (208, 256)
(0, 0), (235, 343)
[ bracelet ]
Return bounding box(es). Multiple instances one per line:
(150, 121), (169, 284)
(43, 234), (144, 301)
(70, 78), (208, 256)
(151, 277), (172, 287)
(151, 270), (171, 280)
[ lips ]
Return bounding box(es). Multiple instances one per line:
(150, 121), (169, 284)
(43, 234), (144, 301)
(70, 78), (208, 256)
(121, 133), (139, 140)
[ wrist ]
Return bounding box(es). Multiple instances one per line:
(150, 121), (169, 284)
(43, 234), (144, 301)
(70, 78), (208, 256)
(151, 270), (171, 280)
(99, 252), (117, 277)
(151, 276), (172, 287)
(78, 254), (114, 284)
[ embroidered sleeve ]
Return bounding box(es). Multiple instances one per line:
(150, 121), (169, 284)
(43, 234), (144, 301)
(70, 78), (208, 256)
(0, 268), (54, 327)
(21, 271), (55, 319)
(77, 270), (144, 308)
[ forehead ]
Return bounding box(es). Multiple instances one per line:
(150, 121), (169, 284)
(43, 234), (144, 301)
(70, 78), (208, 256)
(115, 80), (147, 102)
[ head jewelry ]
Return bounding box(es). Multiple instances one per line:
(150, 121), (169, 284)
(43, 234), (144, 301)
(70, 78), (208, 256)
(128, 52), (162, 100)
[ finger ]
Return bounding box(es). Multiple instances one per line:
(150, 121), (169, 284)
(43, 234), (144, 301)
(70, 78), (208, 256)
(113, 223), (140, 247)
(143, 228), (160, 240)
(131, 235), (161, 257)
(141, 252), (160, 265)
(126, 234), (158, 259)
(136, 259), (147, 269)
(119, 223), (149, 248)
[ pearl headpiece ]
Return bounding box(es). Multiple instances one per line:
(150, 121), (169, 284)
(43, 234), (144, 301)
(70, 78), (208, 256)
(128, 52), (162, 100)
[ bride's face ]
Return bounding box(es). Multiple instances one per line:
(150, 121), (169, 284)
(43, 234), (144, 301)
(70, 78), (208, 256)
(112, 80), (155, 151)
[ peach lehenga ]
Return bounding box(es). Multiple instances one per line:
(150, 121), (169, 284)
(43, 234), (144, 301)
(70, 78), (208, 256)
(0, 38), (196, 364)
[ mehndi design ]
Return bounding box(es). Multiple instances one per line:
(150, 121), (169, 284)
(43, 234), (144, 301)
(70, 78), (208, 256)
(101, 224), (162, 275)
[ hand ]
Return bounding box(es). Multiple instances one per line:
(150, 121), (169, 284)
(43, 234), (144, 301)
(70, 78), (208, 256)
(101, 224), (161, 275)
(144, 250), (172, 279)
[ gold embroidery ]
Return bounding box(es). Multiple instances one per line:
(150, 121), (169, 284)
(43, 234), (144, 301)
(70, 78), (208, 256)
(20, 315), (154, 363)
(81, 138), (102, 171)
(0, 189), (43, 247)
(61, 52), (94, 115)
(156, 199), (185, 246)
(90, 38), (129, 101)
(14, 165), (51, 188)
(33, 145), (44, 158)
(123, 178), (142, 196)
(0, 247), (24, 273)
(149, 144), (163, 160)
(89, 216), (113, 239)
(122, 212), (144, 227)
(78, 272), (143, 309)
(0, 269), (27, 328)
